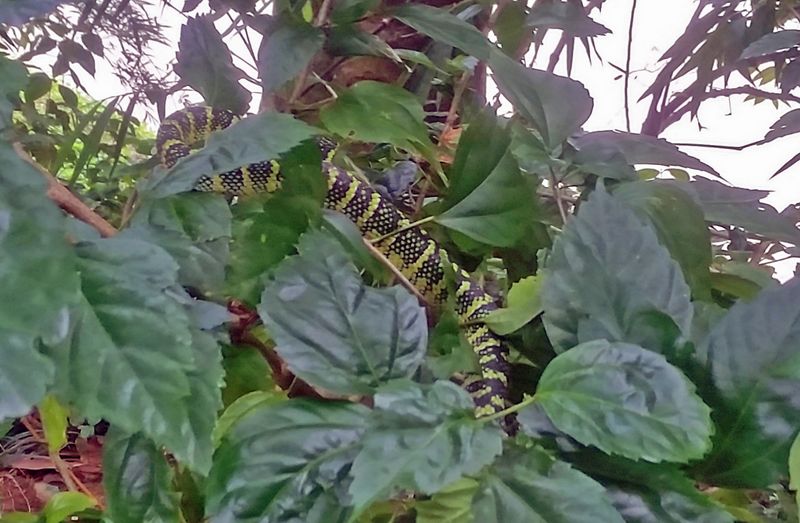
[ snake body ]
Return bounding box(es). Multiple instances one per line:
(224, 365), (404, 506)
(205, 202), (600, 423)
(156, 106), (512, 422)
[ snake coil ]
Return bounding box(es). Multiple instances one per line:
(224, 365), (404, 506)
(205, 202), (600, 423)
(156, 106), (514, 427)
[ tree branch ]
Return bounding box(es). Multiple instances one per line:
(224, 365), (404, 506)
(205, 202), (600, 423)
(14, 144), (117, 237)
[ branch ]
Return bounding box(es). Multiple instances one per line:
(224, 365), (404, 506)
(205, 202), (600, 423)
(624, 0), (638, 132)
(14, 144), (117, 238)
(643, 46), (800, 135)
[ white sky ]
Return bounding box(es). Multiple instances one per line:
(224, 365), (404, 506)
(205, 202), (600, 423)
(45, 0), (800, 277)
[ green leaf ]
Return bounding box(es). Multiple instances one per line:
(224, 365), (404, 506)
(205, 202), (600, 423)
(0, 56), (27, 128)
(41, 491), (95, 523)
(206, 400), (368, 522)
(489, 49), (593, 149)
(348, 380), (503, 509)
(696, 279), (800, 487)
(103, 428), (181, 523)
(220, 345), (275, 407)
(124, 193), (232, 292)
(145, 111), (317, 198)
(49, 237), (219, 473)
(542, 185), (693, 354)
(392, 3), (489, 59)
(790, 433), (800, 513)
(24, 72), (51, 103)
(532, 340), (712, 463)
(227, 142), (326, 303)
(212, 390), (283, 447)
(174, 15), (251, 114)
(416, 478), (478, 523)
(607, 485), (733, 522)
(485, 275), (544, 335)
(330, 0), (379, 23)
(568, 450), (734, 523)
(679, 178), (800, 244)
(436, 111), (535, 247)
(258, 16), (324, 94)
(0, 143), (78, 419)
(741, 29), (800, 59)
(0, 0), (69, 26)
(527, 0), (610, 37)
(260, 231), (427, 395)
(494, 2), (528, 56)
(572, 131), (721, 179)
(70, 96), (118, 184)
(472, 443), (623, 523)
(614, 181), (712, 300)
(38, 394), (69, 453)
(320, 81), (438, 166)
(426, 308), (479, 379)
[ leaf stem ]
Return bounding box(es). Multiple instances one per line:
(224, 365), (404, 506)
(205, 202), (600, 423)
(480, 394), (537, 423)
(370, 215), (436, 244)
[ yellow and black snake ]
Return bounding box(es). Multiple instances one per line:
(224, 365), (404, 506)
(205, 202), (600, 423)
(156, 106), (513, 426)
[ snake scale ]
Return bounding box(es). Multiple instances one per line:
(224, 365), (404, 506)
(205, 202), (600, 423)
(156, 106), (513, 426)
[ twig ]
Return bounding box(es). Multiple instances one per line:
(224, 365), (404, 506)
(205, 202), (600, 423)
(624, 0), (638, 132)
(548, 168), (568, 223)
(440, 72), (470, 143)
(361, 238), (430, 306)
(287, 0), (334, 105)
(14, 144), (117, 237)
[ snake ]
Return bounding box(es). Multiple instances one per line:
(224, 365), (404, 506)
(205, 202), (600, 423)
(155, 106), (514, 427)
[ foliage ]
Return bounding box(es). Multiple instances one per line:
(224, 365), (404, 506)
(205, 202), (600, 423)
(2, 0), (800, 522)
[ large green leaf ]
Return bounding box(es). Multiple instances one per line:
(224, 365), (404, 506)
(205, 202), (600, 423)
(174, 15), (251, 114)
(489, 49), (593, 150)
(226, 142), (325, 304)
(0, 143), (78, 419)
(258, 16), (324, 94)
(319, 81), (437, 166)
(572, 132), (720, 179)
(678, 178), (800, 245)
(568, 451), (734, 523)
(614, 181), (712, 301)
(531, 340), (712, 463)
(485, 275), (544, 335)
(145, 110), (317, 198)
(103, 428), (181, 523)
(124, 193), (231, 293)
(695, 279), (800, 487)
(472, 443), (623, 523)
(542, 186), (693, 355)
(436, 110), (535, 247)
(392, 3), (489, 59)
(48, 237), (219, 473)
(206, 400), (368, 523)
(415, 478), (478, 523)
(260, 231), (427, 395)
(348, 380), (503, 509)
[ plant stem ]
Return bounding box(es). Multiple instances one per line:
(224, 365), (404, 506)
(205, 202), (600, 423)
(481, 394), (537, 423)
(370, 215), (436, 244)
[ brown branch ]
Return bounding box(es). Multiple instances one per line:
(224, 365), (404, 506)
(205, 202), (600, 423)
(14, 144), (117, 237)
